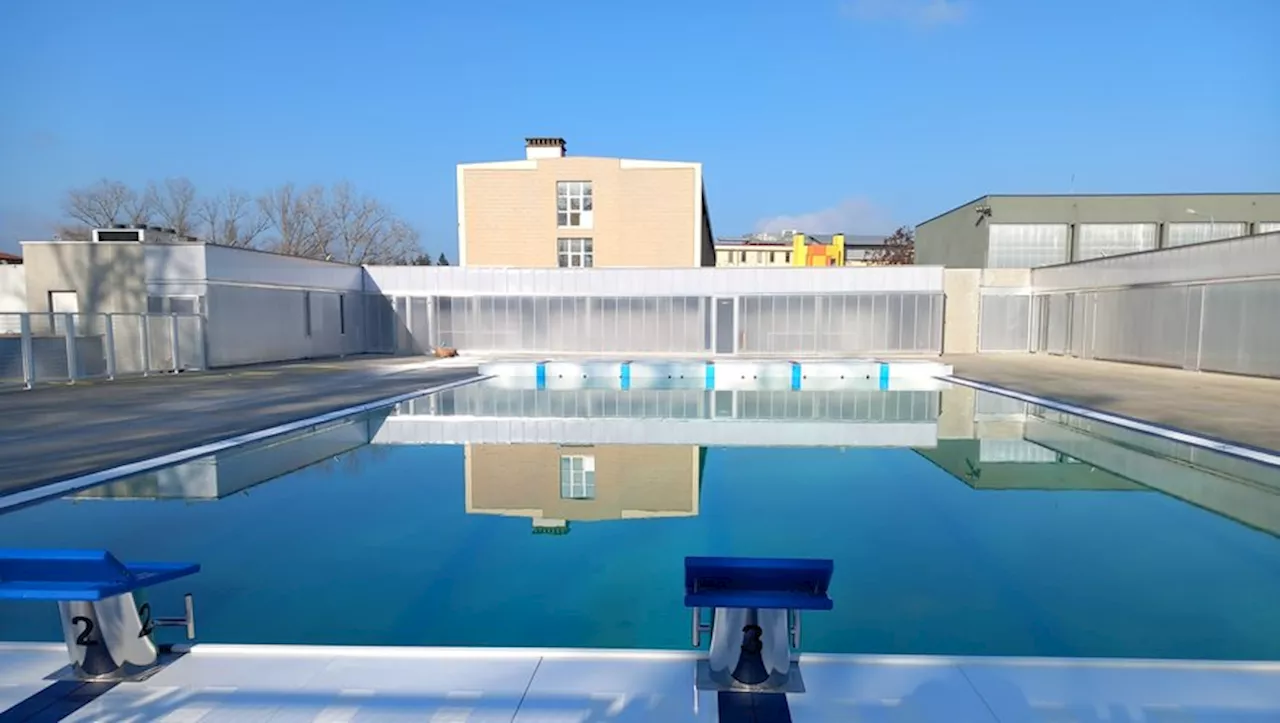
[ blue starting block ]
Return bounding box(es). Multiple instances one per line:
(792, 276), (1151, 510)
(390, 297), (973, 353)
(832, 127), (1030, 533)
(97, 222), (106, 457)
(0, 549), (201, 680)
(684, 556), (834, 692)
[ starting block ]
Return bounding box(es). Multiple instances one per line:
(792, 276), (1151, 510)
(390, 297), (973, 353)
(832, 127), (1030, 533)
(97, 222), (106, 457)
(685, 556), (834, 693)
(0, 549), (200, 680)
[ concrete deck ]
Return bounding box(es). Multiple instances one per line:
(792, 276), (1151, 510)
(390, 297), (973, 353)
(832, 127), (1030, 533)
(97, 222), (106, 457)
(0, 356), (479, 497)
(3, 643), (1279, 722)
(945, 354), (1280, 452)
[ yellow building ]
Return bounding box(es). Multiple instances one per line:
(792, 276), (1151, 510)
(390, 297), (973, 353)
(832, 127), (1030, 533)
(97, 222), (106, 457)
(457, 138), (715, 268)
(715, 232), (887, 267)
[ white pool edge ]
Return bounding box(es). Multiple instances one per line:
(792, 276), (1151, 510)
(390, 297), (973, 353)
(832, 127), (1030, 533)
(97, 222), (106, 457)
(6, 641), (1279, 672)
(0, 374), (490, 513)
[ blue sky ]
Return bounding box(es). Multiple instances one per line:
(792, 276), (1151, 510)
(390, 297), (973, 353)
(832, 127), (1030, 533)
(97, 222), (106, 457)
(2, 0), (1278, 257)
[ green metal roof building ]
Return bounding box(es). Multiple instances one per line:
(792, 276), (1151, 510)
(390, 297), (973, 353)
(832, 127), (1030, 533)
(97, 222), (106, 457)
(916, 193), (1280, 268)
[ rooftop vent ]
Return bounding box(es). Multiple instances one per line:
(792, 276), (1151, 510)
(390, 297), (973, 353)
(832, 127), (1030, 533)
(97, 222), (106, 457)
(525, 137), (566, 160)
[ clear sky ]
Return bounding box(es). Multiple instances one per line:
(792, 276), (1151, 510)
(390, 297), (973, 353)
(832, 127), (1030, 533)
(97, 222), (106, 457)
(2, 0), (1278, 256)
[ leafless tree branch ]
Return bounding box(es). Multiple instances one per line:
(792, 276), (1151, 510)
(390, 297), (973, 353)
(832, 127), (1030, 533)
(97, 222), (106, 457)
(866, 226), (915, 265)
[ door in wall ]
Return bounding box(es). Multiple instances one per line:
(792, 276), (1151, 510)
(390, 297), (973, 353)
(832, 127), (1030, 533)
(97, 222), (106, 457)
(714, 298), (735, 354)
(49, 291), (79, 336)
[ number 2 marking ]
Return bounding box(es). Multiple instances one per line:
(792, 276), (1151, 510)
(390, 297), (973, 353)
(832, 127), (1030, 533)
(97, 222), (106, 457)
(71, 616), (98, 646)
(138, 603), (155, 638)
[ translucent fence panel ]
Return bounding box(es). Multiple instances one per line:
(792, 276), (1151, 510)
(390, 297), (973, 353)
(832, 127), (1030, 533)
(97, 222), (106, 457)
(737, 293), (943, 355)
(1043, 294), (1071, 355)
(1031, 277), (1280, 378)
(0, 312), (205, 388)
(433, 296), (709, 354)
(1200, 279), (1280, 377)
(978, 294), (1031, 352)
(378, 291), (943, 357)
(1091, 286), (1193, 368)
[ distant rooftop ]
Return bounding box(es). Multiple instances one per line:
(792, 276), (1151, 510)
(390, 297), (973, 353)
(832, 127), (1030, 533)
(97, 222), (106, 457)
(0, 251), (21, 264)
(715, 232), (889, 247)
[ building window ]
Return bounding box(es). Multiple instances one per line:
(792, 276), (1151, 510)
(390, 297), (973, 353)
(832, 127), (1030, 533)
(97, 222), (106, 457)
(557, 181), (593, 228)
(339, 295), (346, 335)
(785, 252), (792, 263)
(557, 238), (593, 267)
(560, 455), (595, 499)
(987, 224), (1069, 268)
(146, 295), (202, 314)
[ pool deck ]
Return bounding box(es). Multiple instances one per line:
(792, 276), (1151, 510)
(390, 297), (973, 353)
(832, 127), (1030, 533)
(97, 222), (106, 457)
(0, 356), (480, 497)
(3, 643), (1280, 722)
(945, 354), (1280, 452)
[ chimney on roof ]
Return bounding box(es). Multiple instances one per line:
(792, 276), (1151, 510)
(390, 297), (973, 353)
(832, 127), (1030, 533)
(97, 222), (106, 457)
(525, 137), (566, 160)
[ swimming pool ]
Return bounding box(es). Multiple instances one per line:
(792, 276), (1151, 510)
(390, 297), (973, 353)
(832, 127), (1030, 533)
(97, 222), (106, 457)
(3, 380), (1280, 661)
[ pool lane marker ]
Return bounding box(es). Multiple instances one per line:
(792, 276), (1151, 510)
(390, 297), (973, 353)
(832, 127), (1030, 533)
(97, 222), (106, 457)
(942, 375), (1280, 469)
(0, 374), (488, 514)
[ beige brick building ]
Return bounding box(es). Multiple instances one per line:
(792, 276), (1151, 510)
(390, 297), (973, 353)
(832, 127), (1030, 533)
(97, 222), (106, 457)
(465, 444), (702, 533)
(458, 138), (715, 268)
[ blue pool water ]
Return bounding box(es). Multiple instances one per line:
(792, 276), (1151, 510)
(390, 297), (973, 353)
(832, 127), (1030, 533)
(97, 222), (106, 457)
(3, 382), (1280, 660)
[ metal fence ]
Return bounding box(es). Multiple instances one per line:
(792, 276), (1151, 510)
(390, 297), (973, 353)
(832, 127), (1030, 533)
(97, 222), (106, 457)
(364, 292), (945, 357)
(0, 312), (205, 389)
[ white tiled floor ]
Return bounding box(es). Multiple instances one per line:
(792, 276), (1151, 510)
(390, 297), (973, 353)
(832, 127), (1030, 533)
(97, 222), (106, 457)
(0, 643), (70, 714)
(5, 644), (1280, 722)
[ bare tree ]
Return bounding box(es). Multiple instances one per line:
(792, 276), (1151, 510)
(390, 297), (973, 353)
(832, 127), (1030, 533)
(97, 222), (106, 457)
(145, 178), (199, 236)
(57, 178), (426, 264)
(62, 179), (153, 231)
(257, 183), (331, 259)
(197, 189), (269, 248)
(866, 226), (915, 265)
(326, 182), (420, 264)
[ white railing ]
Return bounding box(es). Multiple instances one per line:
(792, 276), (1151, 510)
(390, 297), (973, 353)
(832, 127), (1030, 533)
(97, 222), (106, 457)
(0, 312), (206, 389)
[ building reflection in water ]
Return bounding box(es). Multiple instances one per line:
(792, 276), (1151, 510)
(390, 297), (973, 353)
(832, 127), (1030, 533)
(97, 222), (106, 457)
(465, 444), (704, 534)
(59, 381), (1280, 541)
(925, 384), (1280, 536)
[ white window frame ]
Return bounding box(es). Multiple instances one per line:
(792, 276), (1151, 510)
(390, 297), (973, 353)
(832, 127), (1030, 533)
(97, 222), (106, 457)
(557, 181), (594, 229)
(146, 295), (203, 315)
(560, 454), (596, 500)
(557, 238), (593, 268)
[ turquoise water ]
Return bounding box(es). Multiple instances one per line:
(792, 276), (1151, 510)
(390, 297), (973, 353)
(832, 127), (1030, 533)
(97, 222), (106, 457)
(3, 383), (1280, 660)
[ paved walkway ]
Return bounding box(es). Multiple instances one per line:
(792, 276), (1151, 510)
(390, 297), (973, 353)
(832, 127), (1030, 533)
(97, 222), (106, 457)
(945, 354), (1280, 452)
(3, 643), (1279, 722)
(0, 356), (478, 497)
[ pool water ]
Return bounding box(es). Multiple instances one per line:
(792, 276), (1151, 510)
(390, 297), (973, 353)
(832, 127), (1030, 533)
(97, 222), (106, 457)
(3, 382), (1280, 660)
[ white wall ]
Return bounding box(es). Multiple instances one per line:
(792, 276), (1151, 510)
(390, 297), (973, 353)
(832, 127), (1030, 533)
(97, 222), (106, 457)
(205, 244), (364, 292)
(182, 245), (367, 367)
(204, 284), (366, 367)
(1032, 231), (1280, 291)
(0, 266), (26, 334)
